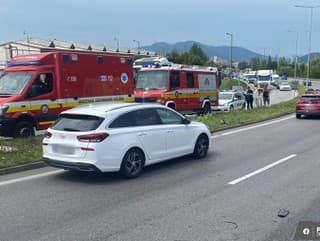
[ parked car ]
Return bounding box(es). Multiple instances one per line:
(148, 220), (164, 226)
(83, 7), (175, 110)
(296, 91), (320, 118)
(231, 85), (245, 95)
(212, 91), (246, 112)
(279, 81), (292, 91)
(42, 103), (211, 178)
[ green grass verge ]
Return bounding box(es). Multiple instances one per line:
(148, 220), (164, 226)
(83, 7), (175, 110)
(0, 85), (306, 170)
(219, 78), (247, 90)
(0, 136), (43, 169)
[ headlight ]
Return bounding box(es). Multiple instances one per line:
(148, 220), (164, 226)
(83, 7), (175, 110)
(0, 105), (9, 116)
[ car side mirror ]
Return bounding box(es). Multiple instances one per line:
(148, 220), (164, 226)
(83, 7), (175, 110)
(182, 118), (191, 125)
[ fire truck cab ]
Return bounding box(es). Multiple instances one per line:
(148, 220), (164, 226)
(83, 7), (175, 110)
(134, 64), (220, 114)
(0, 51), (134, 137)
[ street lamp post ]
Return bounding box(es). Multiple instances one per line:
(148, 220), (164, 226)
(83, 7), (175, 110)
(288, 30), (299, 80)
(114, 37), (119, 52)
(226, 32), (233, 80)
(294, 5), (320, 80)
(133, 40), (140, 55)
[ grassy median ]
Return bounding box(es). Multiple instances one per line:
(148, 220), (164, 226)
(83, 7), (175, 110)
(0, 85), (305, 170)
(0, 136), (43, 169)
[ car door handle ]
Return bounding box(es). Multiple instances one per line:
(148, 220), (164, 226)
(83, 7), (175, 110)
(138, 133), (147, 137)
(167, 130), (174, 133)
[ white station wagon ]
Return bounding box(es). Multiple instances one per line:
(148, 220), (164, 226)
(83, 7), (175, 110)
(42, 103), (211, 178)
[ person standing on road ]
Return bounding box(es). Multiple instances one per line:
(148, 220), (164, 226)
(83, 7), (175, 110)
(246, 86), (254, 109)
(262, 85), (270, 106)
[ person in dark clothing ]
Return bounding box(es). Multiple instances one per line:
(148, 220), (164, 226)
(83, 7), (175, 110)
(245, 86), (254, 109)
(262, 85), (270, 106)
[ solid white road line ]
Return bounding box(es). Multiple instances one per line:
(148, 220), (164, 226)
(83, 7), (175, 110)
(0, 170), (63, 187)
(228, 154), (297, 185)
(212, 115), (294, 139)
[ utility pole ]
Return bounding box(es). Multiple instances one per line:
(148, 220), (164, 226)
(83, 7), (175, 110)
(114, 37), (119, 52)
(133, 40), (141, 55)
(288, 30), (299, 80)
(294, 5), (320, 80)
(226, 32), (233, 79)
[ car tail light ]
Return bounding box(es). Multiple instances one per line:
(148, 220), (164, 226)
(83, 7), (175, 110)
(44, 131), (52, 139)
(77, 133), (109, 143)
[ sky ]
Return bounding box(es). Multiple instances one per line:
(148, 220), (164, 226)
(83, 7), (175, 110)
(1, 0), (320, 58)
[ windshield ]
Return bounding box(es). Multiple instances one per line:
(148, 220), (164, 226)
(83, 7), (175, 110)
(0, 72), (33, 95)
(219, 93), (233, 100)
(257, 75), (271, 81)
(52, 114), (104, 132)
(300, 95), (320, 102)
(136, 71), (168, 90)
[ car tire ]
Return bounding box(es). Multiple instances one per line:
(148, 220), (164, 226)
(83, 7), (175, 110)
(193, 134), (209, 159)
(229, 105), (234, 112)
(14, 121), (35, 138)
(120, 148), (145, 178)
(296, 114), (302, 119)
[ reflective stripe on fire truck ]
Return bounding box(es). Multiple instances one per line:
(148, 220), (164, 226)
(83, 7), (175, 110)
(161, 89), (218, 101)
(5, 95), (134, 113)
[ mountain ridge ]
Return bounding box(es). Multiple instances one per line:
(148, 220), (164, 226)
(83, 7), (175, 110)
(142, 41), (320, 63)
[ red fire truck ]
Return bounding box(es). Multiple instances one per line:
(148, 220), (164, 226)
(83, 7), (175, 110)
(0, 51), (134, 137)
(134, 64), (220, 114)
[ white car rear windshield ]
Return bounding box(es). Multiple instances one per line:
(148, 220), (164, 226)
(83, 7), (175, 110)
(51, 114), (104, 132)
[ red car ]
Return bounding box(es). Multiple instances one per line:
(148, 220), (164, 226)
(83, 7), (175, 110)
(296, 91), (320, 118)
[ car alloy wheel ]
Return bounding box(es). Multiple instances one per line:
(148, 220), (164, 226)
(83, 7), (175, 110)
(193, 134), (209, 159)
(120, 148), (145, 178)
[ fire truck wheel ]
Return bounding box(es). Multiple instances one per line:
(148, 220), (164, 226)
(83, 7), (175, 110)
(193, 134), (209, 159)
(202, 102), (211, 115)
(14, 121), (35, 138)
(120, 148), (145, 178)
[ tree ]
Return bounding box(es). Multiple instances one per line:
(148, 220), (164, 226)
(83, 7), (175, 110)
(250, 57), (261, 70)
(238, 61), (249, 70)
(189, 43), (208, 63)
(310, 58), (320, 78)
(165, 44), (209, 66)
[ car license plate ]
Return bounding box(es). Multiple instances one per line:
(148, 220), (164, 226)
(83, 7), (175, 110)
(53, 145), (75, 155)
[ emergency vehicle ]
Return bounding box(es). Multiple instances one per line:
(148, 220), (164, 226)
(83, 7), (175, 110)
(134, 64), (220, 114)
(0, 51), (134, 137)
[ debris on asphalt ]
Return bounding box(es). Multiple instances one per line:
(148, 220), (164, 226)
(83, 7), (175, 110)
(224, 221), (238, 229)
(0, 145), (17, 153)
(278, 209), (290, 218)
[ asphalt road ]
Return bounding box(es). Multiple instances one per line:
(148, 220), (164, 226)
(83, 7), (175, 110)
(1, 114), (320, 241)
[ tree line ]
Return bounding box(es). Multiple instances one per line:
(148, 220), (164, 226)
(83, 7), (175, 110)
(164, 43), (320, 79)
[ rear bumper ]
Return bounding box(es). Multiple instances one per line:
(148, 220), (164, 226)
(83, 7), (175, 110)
(296, 111), (320, 116)
(212, 106), (229, 112)
(43, 158), (102, 172)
